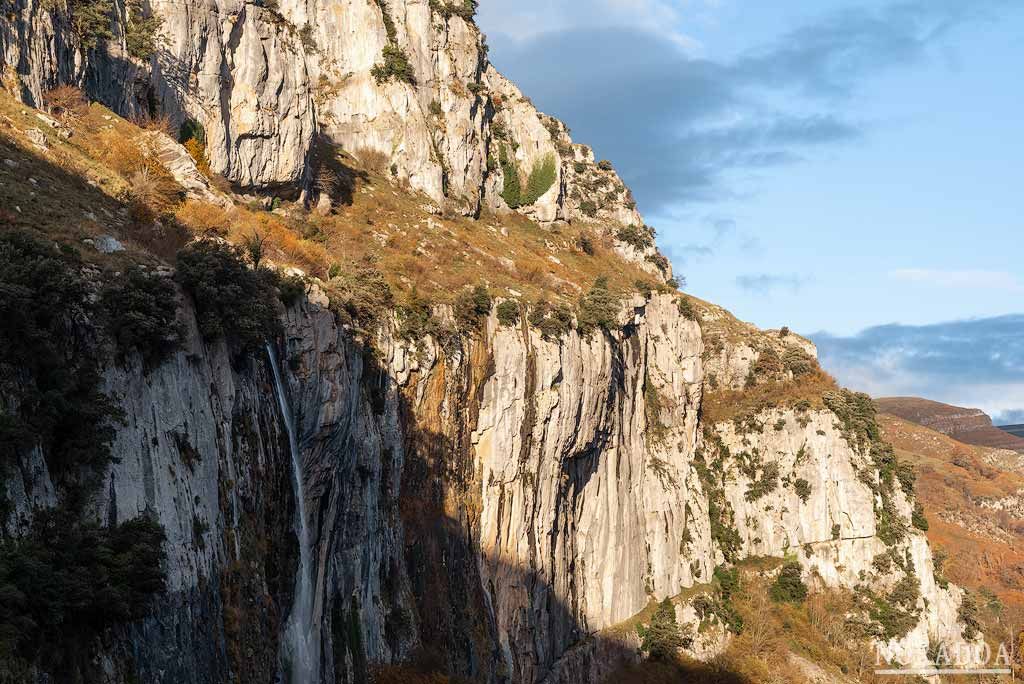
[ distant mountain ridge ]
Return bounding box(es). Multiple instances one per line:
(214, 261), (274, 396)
(876, 397), (1024, 453)
(1002, 424), (1024, 439)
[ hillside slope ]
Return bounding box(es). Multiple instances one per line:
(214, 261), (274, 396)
(877, 397), (1024, 453)
(878, 413), (1024, 607)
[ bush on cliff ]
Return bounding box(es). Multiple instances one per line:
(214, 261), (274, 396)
(496, 300), (521, 327)
(576, 276), (620, 336)
(325, 258), (394, 335)
(528, 299), (574, 340)
(60, 0), (114, 50)
(638, 598), (692, 660)
(125, 0), (165, 61)
(371, 43), (416, 85)
(0, 506), (167, 671)
(0, 230), (121, 478)
(769, 562), (808, 604)
(175, 239), (281, 354)
(100, 266), (183, 366)
(454, 284), (492, 331)
(520, 154), (557, 206)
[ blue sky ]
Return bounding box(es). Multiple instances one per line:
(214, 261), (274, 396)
(478, 0), (1024, 421)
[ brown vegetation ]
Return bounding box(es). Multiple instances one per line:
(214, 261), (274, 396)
(702, 370), (838, 425)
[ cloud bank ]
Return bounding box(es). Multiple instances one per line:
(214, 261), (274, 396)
(811, 314), (1024, 423)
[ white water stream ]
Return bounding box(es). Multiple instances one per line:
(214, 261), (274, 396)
(266, 344), (320, 684)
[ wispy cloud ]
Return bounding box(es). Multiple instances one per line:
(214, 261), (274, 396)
(812, 314), (1024, 420)
(483, 0), (1014, 214)
(993, 409), (1024, 425)
(889, 269), (1024, 291)
(736, 273), (809, 294)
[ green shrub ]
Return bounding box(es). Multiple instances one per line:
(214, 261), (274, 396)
(371, 43), (416, 85)
(499, 145), (522, 208)
(794, 478), (812, 503)
(125, 0), (164, 60)
(638, 598), (691, 660)
(770, 562), (808, 604)
(579, 200), (597, 217)
(693, 565), (744, 633)
(911, 502), (929, 531)
(520, 154), (557, 205)
(325, 259), (394, 334)
(616, 225), (653, 250)
(174, 239), (282, 354)
(861, 569), (922, 640)
(278, 274), (307, 307)
(578, 234), (594, 255)
(528, 299), (574, 340)
(63, 0), (114, 50)
(178, 119), (206, 146)
(597, 159), (613, 171)
(429, 0), (477, 20)
(0, 231), (121, 478)
(0, 506), (166, 665)
(100, 267), (183, 367)
(576, 276), (619, 336)
(782, 346), (816, 377)
(454, 284), (492, 331)
(744, 461), (779, 502)
(373, 0), (397, 40)
(496, 300), (520, 327)
(676, 296), (697, 321)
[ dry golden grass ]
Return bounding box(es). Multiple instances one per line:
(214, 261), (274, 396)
(879, 414), (1024, 610)
(42, 85), (87, 121)
(0, 86), (663, 313)
(702, 370), (838, 425)
(131, 111), (176, 138)
(175, 199), (233, 235)
(607, 573), (886, 684)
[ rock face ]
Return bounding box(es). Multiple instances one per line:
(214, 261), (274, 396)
(0, 0), (645, 234)
(6, 290), (975, 683)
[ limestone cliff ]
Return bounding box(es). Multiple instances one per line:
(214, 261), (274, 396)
(4, 287), (977, 682)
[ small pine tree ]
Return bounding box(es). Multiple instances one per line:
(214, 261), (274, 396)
(66, 0), (115, 50)
(576, 276), (619, 336)
(638, 598), (691, 660)
(125, 0), (165, 61)
(770, 562), (808, 604)
(499, 145), (521, 208)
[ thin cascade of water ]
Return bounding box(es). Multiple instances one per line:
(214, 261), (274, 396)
(266, 343), (320, 684)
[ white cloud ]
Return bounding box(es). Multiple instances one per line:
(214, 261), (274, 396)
(888, 268), (1024, 291)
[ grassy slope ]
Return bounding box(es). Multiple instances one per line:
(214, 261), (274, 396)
(878, 413), (1024, 609)
(0, 87), (664, 315)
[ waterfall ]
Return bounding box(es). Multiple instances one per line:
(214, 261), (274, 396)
(266, 343), (320, 684)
